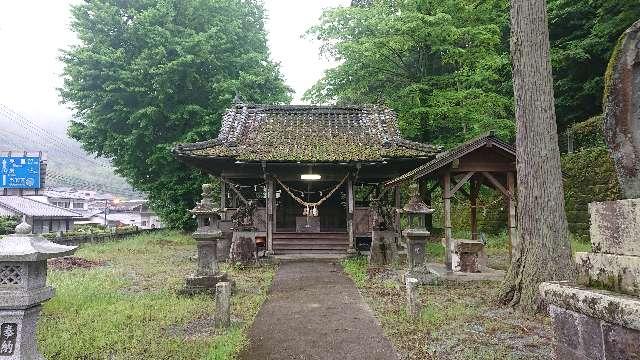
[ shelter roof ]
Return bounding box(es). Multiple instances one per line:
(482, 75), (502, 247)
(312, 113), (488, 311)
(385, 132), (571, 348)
(385, 133), (515, 187)
(174, 104), (438, 163)
(0, 196), (81, 218)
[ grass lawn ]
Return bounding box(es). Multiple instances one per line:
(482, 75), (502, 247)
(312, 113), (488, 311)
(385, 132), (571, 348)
(341, 233), (591, 359)
(38, 230), (276, 360)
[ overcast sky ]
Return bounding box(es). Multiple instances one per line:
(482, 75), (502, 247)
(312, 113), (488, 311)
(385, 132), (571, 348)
(0, 0), (347, 133)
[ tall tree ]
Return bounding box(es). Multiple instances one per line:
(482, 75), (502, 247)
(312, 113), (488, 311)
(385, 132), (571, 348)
(307, 0), (515, 148)
(60, 0), (291, 229)
(498, 0), (576, 312)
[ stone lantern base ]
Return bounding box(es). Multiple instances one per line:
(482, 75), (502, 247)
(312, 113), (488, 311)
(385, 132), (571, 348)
(0, 306), (43, 359)
(183, 273), (230, 295)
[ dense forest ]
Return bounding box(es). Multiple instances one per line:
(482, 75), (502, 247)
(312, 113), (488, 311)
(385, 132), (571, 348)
(307, 0), (640, 146)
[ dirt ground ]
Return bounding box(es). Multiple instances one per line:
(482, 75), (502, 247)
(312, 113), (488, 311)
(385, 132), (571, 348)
(347, 258), (555, 360)
(238, 261), (400, 360)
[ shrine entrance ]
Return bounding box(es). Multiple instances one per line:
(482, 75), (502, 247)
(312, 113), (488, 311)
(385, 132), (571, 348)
(274, 180), (347, 233)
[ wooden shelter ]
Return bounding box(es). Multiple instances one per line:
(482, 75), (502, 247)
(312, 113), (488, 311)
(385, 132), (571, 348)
(385, 133), (516, 271)
(174, 104), (439, 254)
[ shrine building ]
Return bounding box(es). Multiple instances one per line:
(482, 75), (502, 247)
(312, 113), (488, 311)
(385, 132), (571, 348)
(173, 104), (439, 254)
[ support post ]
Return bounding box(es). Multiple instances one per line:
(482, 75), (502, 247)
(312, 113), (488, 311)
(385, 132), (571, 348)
(418, 180), (433, 230)
(443, 171), (453, 271)
(347, 175), (356, 253)
(470, 178), (479, 241)
(266, 175), (274, 255)
(394, 186), (401, 231)
(214, 282), (231, 329)
(506, 172), (518, 257)
(220, 179), (226, 211)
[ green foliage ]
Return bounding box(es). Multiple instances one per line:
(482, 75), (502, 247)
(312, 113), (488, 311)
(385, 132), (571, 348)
(562, 147), (621, 239)
(569, 115), (607, 150)
(548, 0), (640, 129)
(60, 0), (292, 230)
(0, 216), (19, 235)
(306, 0), (515, 148)
(341, 256), (368, 287)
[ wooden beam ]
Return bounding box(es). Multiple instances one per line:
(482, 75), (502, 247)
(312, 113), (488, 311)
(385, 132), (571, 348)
(443, 171), (453, 271)
(346, 175), (356, 253)
(470, 178), (479, 241)
(265, 175), (274, 254)
(450, 171), (475, 195)
(507, 172), (518, 257)
(481, 171), (509, 197)
(220, 178), (227, 211)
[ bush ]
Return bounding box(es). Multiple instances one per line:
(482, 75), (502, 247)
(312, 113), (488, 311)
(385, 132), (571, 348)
(0, 216), (19, 235)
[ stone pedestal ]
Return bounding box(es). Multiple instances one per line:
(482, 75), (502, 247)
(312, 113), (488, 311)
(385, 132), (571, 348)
(541, 198), (640, 360)
(229, 231), (256, 264)
(218, 220), (233, 262)
(452, 240), (484, 273)
(0, 221), (77, 359)
(403, 229), (429, 270)
(369, 230), (398, 266)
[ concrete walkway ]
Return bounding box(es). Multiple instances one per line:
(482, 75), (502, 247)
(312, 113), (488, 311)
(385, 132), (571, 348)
(238, 261), (398, 360)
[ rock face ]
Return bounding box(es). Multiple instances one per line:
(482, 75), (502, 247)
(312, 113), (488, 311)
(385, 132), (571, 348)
(603, 20), (640, 198)
(229, 231), (256, 264)
(368, 230), (398, 267)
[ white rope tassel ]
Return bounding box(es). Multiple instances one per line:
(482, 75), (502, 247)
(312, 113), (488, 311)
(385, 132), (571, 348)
(312, 205), (318, 217)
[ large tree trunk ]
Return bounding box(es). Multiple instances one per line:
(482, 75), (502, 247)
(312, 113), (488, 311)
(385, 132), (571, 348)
(498, 0), (576, 313)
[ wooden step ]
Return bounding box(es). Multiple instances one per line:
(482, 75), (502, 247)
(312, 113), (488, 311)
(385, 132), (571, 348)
(274, 243), (349, 250)
(275, 249), (347, 254)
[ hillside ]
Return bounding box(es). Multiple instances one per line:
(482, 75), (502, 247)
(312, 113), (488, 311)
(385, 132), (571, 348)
(0, 104), (141, 198)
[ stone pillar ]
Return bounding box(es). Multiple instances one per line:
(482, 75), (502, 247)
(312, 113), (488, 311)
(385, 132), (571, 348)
(215, 282), (231, 329)
(0, 220), (76, 359)
(405, 277), (420, 317)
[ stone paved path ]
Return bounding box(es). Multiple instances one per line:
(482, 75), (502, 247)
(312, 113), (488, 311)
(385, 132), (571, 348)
(238, 261), (398, 360)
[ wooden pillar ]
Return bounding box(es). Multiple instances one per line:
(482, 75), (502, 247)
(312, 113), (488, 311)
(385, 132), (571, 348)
(419, 180), (433, 230)
(470, 178), (479, 240)
(443, 171), (453, 271)
(506, 172), (518, 257)
(347, 174), (356, 253)
(220, 179), (226, 211)
(266, 175), (274, 254)
(393, 186), (401, 231)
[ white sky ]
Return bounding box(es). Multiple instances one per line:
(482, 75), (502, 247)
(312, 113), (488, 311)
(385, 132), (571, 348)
(0, 0), (348, 132)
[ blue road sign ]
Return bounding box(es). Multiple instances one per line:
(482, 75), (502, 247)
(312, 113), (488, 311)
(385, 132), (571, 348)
(0, 156), (41, 189)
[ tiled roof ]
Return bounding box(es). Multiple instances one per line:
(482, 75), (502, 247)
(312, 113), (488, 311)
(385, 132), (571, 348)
(174, 104), (439, 162)
(0, 196), (81, 218)
(385, 133), (515, 187)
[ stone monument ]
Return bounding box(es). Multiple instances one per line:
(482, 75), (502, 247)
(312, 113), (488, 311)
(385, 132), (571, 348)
(184, 184), (229, 294)
(368, 197), (398, 267)
(603, 19), (640, 198)
(0, 219), (76, 359)
(540, 20), (640, 360)
(229, 201), (257, 264)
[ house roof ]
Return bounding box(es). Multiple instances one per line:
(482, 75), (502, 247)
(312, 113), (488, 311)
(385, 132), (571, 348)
(385, 133), (515, 187)
(0, 196), (81, 218)
(174, 104), (439, 163)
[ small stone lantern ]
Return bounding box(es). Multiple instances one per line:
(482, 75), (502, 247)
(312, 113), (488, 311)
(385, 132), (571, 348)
(0, 219), (76, 359)
(184, 184), (229, 294)
(397, 183), (434, 269)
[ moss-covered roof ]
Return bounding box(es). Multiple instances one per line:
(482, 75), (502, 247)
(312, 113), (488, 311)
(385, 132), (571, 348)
(174, 104), (438, 162)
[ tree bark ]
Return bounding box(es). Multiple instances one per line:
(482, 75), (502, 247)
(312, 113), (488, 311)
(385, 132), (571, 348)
(498, 0), (576, 313)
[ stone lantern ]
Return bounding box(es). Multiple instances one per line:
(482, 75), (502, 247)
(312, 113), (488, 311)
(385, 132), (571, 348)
(397, 183), (434, 269)
(0, 219), (76, 359)
(184, 184), (229, 294)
